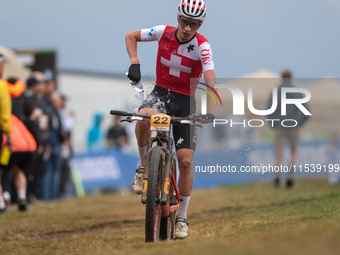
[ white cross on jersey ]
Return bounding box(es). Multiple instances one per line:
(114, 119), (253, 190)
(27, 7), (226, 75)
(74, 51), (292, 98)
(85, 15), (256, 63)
(160, 54), (192, 77)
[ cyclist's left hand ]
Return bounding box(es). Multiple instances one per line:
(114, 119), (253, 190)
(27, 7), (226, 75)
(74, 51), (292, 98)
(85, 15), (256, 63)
(198, 113), (215, 124)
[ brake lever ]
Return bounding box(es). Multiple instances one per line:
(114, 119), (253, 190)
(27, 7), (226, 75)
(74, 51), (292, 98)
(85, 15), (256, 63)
(120, 117), (133, 123)
(172, 122), (203, 128)
(188, 114), (201, 122)
(120, 116), (146, 123)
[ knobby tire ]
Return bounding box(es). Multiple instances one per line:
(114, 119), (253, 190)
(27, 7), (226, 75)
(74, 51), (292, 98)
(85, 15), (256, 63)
(145, 146), (163, 242)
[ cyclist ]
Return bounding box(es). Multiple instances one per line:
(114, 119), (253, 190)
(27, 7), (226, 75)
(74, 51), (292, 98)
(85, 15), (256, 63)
(125, 0), (216, 239)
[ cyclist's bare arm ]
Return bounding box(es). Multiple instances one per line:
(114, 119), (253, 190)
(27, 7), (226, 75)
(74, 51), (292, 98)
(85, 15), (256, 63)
(125, 30), (142, 64)
(202, 69), (217, 123)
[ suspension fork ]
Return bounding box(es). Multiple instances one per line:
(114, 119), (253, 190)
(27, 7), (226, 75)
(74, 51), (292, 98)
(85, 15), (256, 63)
(142, 135), (168, 204)
(142, 133), (174, 205)
(141, 148), (152, 204)
(161, 151), (171, 205)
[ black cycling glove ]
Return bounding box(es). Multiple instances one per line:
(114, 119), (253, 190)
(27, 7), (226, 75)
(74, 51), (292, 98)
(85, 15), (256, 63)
(127, 64), (141, 83)
(199, 113), (215, 121)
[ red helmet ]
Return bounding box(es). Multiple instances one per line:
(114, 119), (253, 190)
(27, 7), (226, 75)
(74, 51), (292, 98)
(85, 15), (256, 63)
(177, 0), (207, 21)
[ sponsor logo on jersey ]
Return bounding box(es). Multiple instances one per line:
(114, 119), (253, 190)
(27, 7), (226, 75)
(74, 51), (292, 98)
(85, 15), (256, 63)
(200, 49), (211, 65)
(187, 44), (195, 53)
(148, 28), (156, 39)
(165, 34), (172, 40)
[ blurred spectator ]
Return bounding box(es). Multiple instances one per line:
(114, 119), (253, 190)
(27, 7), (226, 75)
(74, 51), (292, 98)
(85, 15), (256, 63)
(23, 77), (50, 145)
(32, 71), (45, 85)
(6, 77), (25, 119)
(1, 115), (37, 211)
(40, 69), (65, 200)
(267, 70), (310, 188)
(106, 116), (128, 149)
(53, 91), (75, 136)
(22, 76), (50, 203)
(0, 54), (12, 155)
(1, 77), (26, 207)
(87, 111), (104, 152)
(0, 54), (12, 213)
(51, 91), (75, 197)
(1, 63), (37, 211)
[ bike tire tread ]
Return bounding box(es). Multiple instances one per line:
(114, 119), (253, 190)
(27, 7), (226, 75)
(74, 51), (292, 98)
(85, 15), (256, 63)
(145, 146), (163, 242)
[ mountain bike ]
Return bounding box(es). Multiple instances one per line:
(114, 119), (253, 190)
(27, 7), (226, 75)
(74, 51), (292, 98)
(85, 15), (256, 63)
(110, 110), (201, 242)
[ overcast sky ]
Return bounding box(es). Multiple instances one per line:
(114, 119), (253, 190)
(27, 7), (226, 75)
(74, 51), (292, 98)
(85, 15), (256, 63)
(1, 0), (340, 78)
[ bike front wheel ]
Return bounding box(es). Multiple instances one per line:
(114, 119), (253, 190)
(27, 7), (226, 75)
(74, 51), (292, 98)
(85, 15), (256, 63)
(145, 146), (163, 242)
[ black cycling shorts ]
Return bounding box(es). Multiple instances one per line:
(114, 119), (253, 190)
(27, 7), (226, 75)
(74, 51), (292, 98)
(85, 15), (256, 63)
(139, 85), (197, 152)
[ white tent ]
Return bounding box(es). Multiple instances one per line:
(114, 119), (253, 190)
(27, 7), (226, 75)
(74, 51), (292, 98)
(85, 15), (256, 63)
(0, 45), (30, 80)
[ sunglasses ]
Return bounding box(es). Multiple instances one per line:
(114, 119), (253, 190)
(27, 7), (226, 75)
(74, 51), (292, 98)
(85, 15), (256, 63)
(179, 16), (201, 30)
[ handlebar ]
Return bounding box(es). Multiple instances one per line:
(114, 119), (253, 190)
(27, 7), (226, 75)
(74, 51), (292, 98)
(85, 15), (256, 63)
(110, 110), (151, 119)
(110, 110), (202, 125)
(109, 110), (129, 116)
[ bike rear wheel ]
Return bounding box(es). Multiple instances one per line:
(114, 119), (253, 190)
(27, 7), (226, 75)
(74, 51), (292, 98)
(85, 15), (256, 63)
(145, 146), (163, 242)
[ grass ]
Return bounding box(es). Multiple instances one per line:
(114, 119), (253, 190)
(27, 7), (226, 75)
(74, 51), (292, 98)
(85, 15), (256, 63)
(0, 179), (340, 255)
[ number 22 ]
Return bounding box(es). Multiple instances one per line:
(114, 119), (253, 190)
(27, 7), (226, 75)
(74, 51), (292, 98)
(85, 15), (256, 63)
(154, 117), (168, 125)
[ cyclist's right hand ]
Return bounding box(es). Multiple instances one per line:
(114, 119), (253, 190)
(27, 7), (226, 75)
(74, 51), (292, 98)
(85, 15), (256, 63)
(128, 64), (141, 83)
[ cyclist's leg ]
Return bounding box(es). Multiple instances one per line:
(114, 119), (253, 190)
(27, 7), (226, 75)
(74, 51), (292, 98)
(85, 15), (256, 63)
(173, 122), (196, 239)
(136, 107), (156, 155)
(176, 149), (194, 196)
(176, 148), (194, 210)
(174, 148), (194, 239)
(136, 86), (167, 167)
(133, 107), (156, 194)
(134, 87), (164, 194)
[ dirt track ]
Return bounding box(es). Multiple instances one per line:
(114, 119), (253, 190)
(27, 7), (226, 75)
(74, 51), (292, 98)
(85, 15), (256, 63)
(1, 179), (340, 255)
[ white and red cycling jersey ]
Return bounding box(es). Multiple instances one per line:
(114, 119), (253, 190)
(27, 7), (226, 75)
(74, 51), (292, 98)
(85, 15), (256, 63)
(141, 25), (214, 96)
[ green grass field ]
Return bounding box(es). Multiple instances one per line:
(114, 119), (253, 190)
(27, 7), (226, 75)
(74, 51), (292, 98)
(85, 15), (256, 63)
(1, 179), (340, 255)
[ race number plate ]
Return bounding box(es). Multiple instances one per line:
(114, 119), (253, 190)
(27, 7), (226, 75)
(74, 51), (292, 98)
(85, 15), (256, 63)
(150, 114), (171, 131)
